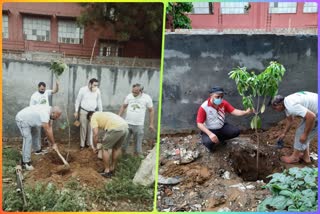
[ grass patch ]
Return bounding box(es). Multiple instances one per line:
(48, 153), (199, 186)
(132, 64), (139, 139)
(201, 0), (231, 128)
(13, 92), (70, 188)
(2, 147), (21, 179)
(2, 147), (88, 211)
(92, 155), (154, 211)
(3, 183), (88, 211)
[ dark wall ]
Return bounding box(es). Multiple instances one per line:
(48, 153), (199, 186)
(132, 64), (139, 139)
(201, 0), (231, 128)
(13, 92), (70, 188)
(161, 34), (317, 133)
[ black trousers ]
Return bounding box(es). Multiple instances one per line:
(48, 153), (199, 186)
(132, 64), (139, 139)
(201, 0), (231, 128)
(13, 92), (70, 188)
(201, 123), (240, 152)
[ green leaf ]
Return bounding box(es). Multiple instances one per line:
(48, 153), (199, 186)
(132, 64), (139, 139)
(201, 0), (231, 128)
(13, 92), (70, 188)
(270, 196), (289, 210)
(304, 174), (316, 184)
(288, 205), (299, 212)
(250, 117), (255, 129)
(289, 167), (303, 178)
(279, 190), (293, 197)
(257, 197), (273, 211)
(256, 115), (261, 129)
(260, 103), (266, 113)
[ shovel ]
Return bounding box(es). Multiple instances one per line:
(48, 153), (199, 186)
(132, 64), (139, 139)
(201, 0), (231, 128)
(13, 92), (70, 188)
(53, 146), (70, 173)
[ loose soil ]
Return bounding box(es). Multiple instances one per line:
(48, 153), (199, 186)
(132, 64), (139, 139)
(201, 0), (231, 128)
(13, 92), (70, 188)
(157, 118), (318, 212)
(3, 138), (156, 211)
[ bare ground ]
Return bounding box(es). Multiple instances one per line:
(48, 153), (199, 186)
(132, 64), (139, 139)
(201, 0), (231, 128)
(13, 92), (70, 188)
(157, 118), (318, 212)
(3, 138), (156, 211)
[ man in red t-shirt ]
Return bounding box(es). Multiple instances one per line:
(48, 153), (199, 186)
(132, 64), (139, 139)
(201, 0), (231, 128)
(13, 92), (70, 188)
(197, 87), (253, 152)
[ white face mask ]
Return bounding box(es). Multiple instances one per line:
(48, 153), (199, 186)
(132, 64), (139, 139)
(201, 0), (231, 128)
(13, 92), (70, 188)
(91, 86), (98, 92)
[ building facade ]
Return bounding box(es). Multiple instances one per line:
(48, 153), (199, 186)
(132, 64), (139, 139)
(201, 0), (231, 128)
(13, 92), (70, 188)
(2, 3), (161, 59)
(188, 2), (317, 32)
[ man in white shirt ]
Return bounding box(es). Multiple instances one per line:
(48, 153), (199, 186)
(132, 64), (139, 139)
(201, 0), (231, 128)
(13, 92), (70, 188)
(15, 105), (62, 170)
(74, 78), (103, 150)
(271, 91), (318, 164)
(29, 81), (59, 154)
(119, 83), (155, 156)
(30, 81), (59, 106)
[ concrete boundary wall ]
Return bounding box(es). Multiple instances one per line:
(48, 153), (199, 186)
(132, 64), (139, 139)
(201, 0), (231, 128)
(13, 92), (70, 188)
(2, 59), (160, 140)
(161, 34), (317, 133)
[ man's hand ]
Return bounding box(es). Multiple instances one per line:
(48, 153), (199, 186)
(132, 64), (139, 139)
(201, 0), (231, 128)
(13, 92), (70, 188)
(245, 108), (255, 115)
(74, 112), (78, 119)
(149, 124), (155, 132)
(92, 147), (98, 154)
(300, 133), (308, 144)
(52, 143), (58, 151)
(208, 133), (219, 144)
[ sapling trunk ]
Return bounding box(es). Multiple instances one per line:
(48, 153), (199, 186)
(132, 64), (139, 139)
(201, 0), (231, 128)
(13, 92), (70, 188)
(64, 104), (71, 161)
(256, 96), (260, 177)
(229, 62), (286, 181)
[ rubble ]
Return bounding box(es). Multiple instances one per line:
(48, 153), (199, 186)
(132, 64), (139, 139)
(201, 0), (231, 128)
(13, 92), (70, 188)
(158, 118), (318, 212)
(158, 175), (181, 185)
(229, 183), (256, 192)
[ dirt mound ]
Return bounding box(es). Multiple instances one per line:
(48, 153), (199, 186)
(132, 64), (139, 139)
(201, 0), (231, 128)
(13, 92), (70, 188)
(25, 144), (106, 188)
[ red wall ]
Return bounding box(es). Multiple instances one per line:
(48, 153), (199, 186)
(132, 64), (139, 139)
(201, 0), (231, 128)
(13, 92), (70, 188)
(188, 2), (317, 30)
(2, 3), (160, 58)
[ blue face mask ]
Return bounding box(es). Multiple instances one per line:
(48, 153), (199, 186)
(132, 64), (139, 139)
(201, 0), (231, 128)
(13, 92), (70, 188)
(213, 98), (223, 105)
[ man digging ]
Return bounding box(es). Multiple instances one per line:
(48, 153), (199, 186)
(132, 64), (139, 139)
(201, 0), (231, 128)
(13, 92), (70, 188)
(88, 111), (129, 178)
(15, 105), (62, 170)
(271, 91), (318, 164)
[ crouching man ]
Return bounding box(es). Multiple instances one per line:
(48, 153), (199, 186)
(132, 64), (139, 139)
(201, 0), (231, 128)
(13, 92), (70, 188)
(15, 105), (62, 170)
(88, 111), (129, 178)
(271, 91), (318, 164)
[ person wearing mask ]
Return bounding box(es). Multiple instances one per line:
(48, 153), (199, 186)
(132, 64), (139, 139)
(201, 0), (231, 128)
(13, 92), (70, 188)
(29, 81), (59, 155)
(74, 78), (103, 150)
(197, 86), (253, 152)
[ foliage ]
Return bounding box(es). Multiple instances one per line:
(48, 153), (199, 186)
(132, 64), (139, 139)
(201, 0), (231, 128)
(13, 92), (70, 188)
(77, 3), (163, 49)
(93, 155), (153, 210)
(2, 148), (21, 178)
(229, 61), (286, 171)
(258, 167), (318, 211)
(229, 61), (286, 128)
(3, 183), (87, 211)
(50, 60), (67, 78)
(166, 2), (193, 29)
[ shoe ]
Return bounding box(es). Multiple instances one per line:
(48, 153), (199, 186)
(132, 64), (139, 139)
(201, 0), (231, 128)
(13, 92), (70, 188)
(34, 149), (48, 155)
(80, 146), (85, 151)
(100, 171), (113, 178)
(22, 162), (34, 171)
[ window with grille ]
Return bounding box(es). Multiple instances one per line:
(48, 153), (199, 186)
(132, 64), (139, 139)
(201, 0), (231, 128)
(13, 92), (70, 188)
(303, 2), (317, 13)
(221, 2), (249, 14)
(269, 2), (297, 14)
(99, 42), (122, 57)
(58, 20), (83, 44)
(192, 2), (213, 14)
(2, 14), (8, 39)
(23, 17), (50, 41)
